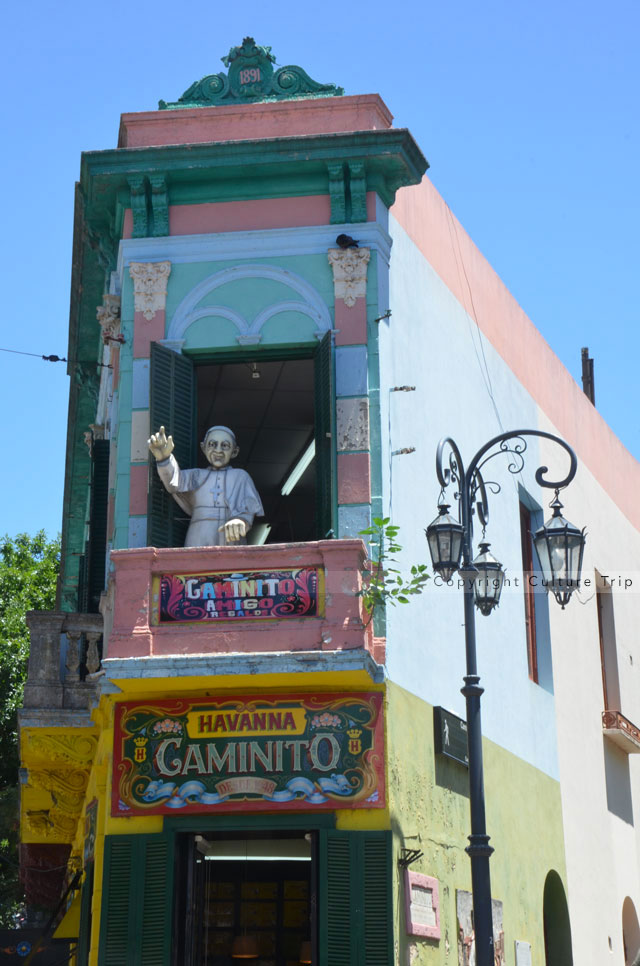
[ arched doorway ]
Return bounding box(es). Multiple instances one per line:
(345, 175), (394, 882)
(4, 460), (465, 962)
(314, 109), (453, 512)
(543, 870), (573, 965)
(622, 896), (640, 965)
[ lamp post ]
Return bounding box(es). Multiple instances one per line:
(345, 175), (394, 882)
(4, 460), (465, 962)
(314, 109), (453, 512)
(425, 430), (585, 966)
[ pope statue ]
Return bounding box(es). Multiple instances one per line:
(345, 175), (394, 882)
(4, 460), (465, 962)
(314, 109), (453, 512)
(148, 425), (264, 547)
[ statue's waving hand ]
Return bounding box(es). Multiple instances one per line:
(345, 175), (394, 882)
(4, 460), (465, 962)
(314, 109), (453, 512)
(148, 426), (175, 462)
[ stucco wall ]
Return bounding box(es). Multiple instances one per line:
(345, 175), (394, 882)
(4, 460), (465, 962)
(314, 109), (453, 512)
(386, 682), (567, 965)
(385, 189), (640, 964)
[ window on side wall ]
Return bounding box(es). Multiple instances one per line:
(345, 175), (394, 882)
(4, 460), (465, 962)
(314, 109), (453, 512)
(596, 572), (620, 711)
(519, 493), (553, 690)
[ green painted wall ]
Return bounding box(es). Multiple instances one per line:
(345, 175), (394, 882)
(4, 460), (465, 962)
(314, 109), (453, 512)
(386, 682), (569, 965)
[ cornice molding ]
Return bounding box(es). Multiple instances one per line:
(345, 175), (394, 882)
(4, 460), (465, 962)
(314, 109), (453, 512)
(117, 222), (392, 277)
(101, 649), (384, 687)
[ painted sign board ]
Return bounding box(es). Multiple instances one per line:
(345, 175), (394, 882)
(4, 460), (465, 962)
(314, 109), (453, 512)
(152, 567), (323, 624)
(113, 693), (384, 816)
(404, 870), (440, 939)
(433, 706), (469, 767)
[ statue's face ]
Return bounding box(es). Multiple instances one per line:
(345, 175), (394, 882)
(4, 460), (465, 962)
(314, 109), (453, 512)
(201, 430), (239, 469)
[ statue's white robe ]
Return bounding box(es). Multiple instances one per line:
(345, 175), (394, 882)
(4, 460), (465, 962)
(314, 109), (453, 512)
(156, 455), (264, 547)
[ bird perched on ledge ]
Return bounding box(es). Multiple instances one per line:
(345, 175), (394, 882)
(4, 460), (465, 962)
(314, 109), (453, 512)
(336, 234), (359, 249)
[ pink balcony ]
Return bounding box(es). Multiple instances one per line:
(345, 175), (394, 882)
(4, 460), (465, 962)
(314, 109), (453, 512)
(104, 540), (382, 663)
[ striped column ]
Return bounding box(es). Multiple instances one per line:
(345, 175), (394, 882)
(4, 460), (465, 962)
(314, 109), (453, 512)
(328, 247), (372, 538)
(128, 261), (171, 547)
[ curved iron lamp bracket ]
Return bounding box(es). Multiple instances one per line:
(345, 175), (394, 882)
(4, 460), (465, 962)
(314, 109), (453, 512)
(435, 430), (578, 546)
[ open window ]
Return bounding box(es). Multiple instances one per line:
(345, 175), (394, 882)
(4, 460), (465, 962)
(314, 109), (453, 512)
(148, 337), (335, 548)
(519, 492), (553, 690)
(596, 573), (620, 711)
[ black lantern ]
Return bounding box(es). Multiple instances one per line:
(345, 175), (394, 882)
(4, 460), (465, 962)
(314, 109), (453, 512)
(533, 494), (586, 609)
(425, 504), (465, 581)
(472, 542), (505, 616)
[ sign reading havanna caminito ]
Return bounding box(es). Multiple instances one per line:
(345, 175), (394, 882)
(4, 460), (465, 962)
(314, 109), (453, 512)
(113, 694), (384, 816)
(152, 567), (323, 623)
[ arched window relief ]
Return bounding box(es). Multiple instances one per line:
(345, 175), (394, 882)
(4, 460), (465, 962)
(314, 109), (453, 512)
(543, 870), (573, 966)
(164, 264), (333, 349)
(623, 896), (640, 965)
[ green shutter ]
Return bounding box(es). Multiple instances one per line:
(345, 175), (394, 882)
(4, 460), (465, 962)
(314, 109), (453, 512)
(148, 342), (196, 548)
(87, 439), (110, 612)
(314, 331), (336, 539)
(77, 549), (89, 613)
(319, 830), (392, 966)
(362, 834), (393, 966)
(320, 831), (353, 966)
(100, 835), (173, 966)
(141, 838), (170, 966)
(101, 839), (134, 965)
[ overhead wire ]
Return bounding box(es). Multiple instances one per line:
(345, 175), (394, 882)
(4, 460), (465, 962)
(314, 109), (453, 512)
(0, 347), (67, 362)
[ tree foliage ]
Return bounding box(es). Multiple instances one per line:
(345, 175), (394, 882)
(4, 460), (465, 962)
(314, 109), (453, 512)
(0, 532), (60, 926)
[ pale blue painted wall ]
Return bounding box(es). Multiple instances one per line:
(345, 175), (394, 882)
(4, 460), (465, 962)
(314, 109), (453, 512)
(379, 213), (559, 779)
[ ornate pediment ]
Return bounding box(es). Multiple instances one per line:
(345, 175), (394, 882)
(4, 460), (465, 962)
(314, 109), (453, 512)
(159, 37), (344, 110)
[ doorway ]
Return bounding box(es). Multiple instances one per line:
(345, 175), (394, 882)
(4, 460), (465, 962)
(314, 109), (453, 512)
(176, 832), (314, 966)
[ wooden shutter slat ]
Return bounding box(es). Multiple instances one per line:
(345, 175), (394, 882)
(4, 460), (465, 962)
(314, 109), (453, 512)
(101, 839), (134, 966)
(363, 834), (392, 966)
(320, 830), (392, 966)
(321, 831), (352, 966)
(314, 331), (335, 540)
(87, 439), (110, 612)
(149, 342), (196, 548)
(141, 839), (170, 966)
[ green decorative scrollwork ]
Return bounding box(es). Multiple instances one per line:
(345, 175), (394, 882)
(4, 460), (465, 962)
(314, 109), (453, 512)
(160, 37), (343, 110)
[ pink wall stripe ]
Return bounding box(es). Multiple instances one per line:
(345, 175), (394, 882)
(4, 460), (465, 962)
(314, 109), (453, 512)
(338, 453), (371, 504)
(334, 298), (367, 346)
(133, 312), (165, 359)
(129, 464), (148, 516)
(169, 196), (331, 236)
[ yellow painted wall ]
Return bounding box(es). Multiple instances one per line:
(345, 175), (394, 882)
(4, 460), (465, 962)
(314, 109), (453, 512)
(386, 681), (568, 965)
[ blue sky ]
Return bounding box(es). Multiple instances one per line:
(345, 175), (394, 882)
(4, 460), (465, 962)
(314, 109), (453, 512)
(1, 0), (638, 538)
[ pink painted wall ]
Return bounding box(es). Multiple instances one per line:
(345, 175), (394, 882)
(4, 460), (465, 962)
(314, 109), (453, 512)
(106, 540), (374, 660)
(118, 94), (393, 148)
(133, 310), (165, 357)
(167, 196), (331, 236)
(391, 179), (640, 531)
(334, 298), (367, 346)
(129, 464), (148, 516)
(338, 454), (371, 504)
(121, 193), (380, 240)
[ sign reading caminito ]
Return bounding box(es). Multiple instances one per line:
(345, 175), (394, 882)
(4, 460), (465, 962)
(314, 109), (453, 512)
(113, 693), (384, 815)
(153, 567), (322, 623)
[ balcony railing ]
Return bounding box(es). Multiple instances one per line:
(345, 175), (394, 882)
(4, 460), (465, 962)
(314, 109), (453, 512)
(602, 709), (640, 754)
(22, 611), (103, 712)
(104, 539), (382, 664)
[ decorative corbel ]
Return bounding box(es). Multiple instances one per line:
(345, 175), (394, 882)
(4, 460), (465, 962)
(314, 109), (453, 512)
(129, 262), (171, 321)
(96, 294), (121, 344)
(327, 247), (371, 307)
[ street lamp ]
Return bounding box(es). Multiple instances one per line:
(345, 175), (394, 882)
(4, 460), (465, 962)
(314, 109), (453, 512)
(533, 493), (586, 608)
(425, 430), (585, 966)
